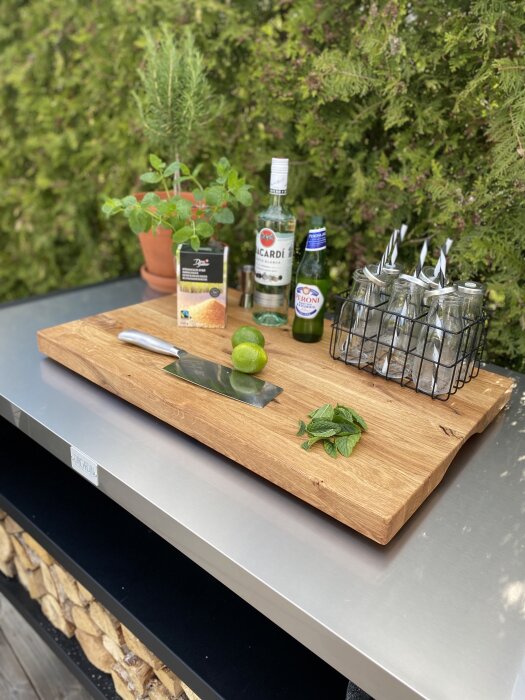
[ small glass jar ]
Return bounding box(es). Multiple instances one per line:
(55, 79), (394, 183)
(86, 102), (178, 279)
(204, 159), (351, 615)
(411, 288), (463, 396)
(374, 274), (426, 379)
(337, 265), (386, 367)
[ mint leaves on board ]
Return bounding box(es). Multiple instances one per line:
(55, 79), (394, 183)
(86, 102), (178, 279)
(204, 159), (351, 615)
(297, 403), (367, 458)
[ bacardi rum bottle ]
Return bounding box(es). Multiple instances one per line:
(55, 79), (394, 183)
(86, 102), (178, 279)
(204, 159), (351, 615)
(253, 158), (296, 326)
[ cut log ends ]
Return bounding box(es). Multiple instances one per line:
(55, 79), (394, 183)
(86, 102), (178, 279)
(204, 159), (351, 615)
(3, 516), (23, 534)
(89, 600), (123, 645)
(75, 629), (114, 673)
(181, 682), (202, 700)
(3, 515), (202, 700)
(154, 666), (183, 698)
(122, 624), (163, 670)
(40, 593), (75, 638)
(0, 522), (13, 563)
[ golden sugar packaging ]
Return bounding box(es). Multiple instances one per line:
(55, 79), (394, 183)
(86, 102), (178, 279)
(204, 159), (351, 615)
(176, 243), (228, 328)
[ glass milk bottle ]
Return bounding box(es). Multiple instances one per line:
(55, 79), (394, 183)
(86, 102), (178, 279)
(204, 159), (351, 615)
(374, 274), (425, 379)
(411, 288), (463, 396)
(455, 280), (485, 383)
(337, 264), (385, 367)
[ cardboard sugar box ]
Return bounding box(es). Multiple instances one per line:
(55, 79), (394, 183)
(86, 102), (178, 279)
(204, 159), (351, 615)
(176, 243), (228, 328)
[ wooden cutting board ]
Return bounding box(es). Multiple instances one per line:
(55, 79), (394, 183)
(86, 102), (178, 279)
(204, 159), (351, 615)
(37, 291), (513, 544)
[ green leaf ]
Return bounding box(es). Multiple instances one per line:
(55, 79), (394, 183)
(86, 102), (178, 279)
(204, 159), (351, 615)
(214, 207), (235, 224)
(174, 198), (192, 220)
(333, 421), (360, 436)
(235, 187), (253, 206)
(141, 192), (161, 207)
(227, 169), (239, 189)
(301, 436), (324, 450)
(335, 405), (368, 431)
(215, 157), (231, 177)
(204, 186), (226, 207)
(139, 171), (163, 184)
(335, 433), (361, 457)
(172, 226), (193, 244)
(190, 234), (200, 251)
(101, 199), (121, 216)
(163, 161), (190, 178)
(157, 200), (178, 217)
(128, 208), (151, 234)
(306, 420), (339, 438)
(193, 189), (206, 201)
(323, 439), (338, 458)
(149, 154), (166, 171)
(121, 195), (138, 207)
(195, 222), (214, 239)
(297, 420), (307, 436)
(308, 403), (334, 420)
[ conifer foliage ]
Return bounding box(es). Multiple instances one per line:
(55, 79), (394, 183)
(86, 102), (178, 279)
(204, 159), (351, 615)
(0, 1), (524, 369)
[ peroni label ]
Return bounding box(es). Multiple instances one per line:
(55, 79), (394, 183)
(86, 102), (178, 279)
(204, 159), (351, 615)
(294, 284), (324, 318)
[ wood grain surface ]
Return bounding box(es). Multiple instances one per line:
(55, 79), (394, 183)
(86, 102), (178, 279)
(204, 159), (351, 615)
(37, 291), (514, 544)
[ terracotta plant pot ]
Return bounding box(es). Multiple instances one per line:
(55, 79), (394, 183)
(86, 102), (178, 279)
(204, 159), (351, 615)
(135, 191), (196, 293)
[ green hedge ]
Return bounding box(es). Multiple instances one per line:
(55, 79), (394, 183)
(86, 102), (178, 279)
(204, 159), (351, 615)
(1, 1), (524, 370)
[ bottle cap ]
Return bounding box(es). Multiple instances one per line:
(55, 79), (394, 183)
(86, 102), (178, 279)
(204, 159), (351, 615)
(362, 264), (386, 287)
(425, 286), (457, 299)
(382, 262), (404, 276)
(455, 280), (485, 295)
(398, 273), (427, 288)
(419, 265), (438, 286)
(270, 158), (289, 195)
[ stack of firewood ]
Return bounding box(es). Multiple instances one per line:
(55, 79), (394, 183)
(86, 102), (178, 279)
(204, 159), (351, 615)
(0, 509), (201, 700)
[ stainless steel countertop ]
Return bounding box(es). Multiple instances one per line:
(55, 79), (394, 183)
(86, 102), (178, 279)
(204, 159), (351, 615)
(1, 278), (524, 700)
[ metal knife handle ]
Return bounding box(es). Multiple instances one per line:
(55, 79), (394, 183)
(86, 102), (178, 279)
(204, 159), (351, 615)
(118, 329), (182, 358)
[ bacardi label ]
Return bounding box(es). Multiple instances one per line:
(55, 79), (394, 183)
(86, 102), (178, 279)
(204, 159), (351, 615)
(294, 283), (324, 318)
(255, 228), (294, 286)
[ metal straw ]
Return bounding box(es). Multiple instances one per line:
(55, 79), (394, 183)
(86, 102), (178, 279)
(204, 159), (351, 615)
(378, 229), (398, 274)
(433, 238), (453, 283)
(414, 237), (429, 278)
(390, 223), (408, 266)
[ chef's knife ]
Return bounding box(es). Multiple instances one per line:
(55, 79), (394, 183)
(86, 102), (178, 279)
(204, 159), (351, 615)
(118, 329), (282, 408)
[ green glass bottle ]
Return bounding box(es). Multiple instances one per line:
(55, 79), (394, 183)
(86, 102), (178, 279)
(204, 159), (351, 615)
(292, 227), (330, 343)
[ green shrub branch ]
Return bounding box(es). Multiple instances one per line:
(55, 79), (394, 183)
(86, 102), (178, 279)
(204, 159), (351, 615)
(0, 0), (524, 369)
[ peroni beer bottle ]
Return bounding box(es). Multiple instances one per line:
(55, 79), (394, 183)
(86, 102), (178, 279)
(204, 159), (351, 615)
(292, 227), (329, 343)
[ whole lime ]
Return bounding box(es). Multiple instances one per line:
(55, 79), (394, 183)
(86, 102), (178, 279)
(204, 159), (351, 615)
(231, 342), (268, 374)
(231, 325), (266, 349)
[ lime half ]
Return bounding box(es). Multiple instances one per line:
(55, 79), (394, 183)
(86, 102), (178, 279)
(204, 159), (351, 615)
(231, 325), (266, 349)
(231, 342), (268, 374)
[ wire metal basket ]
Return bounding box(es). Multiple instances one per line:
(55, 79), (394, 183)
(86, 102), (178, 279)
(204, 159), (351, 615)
(329, 288), (487, 400)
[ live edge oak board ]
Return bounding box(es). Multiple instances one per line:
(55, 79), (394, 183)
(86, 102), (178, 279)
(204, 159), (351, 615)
(37, 291), (513, 545)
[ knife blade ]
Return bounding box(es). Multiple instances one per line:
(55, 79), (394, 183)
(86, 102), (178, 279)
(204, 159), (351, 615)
(118, 329), (282, 408)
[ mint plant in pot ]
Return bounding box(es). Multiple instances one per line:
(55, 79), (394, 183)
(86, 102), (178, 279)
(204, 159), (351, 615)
(114, 26), (225, 292)
(102, 154), (252, 276)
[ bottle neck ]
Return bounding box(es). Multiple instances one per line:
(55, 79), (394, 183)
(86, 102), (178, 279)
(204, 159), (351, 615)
(268, 192), (287, 207)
